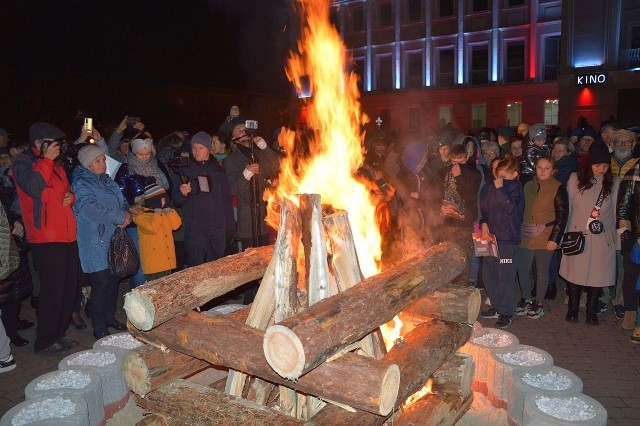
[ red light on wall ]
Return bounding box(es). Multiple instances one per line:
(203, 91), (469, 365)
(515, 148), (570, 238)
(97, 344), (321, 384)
(577, 87), (594, 106)
(529, 37), (536, 79)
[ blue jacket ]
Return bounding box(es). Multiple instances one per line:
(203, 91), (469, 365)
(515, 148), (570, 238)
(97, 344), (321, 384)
(72, 166), (129, 273)
(479, 179), (524, 244)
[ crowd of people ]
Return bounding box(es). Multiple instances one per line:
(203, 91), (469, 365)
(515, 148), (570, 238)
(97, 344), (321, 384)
(1, 109), (639, 376)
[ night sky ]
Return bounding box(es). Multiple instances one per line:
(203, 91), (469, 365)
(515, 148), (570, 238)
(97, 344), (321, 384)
(0, 0), (292, 136)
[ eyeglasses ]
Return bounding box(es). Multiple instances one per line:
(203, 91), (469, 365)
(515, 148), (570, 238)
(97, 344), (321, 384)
(613, 139), (634, 146)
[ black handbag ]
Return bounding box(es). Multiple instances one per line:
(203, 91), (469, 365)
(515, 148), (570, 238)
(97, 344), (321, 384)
(108, 227), (140, 278)
(560, 231), (585, 256)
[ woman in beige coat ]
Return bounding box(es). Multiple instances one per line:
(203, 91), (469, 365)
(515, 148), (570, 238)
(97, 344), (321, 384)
(560, 142), (618, 325)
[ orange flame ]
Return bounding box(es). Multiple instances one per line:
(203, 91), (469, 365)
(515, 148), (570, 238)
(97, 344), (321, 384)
(266, 0), (380, 277)
(402, 378), (434, 408)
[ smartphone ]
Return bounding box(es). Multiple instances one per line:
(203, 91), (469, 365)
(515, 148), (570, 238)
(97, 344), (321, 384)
(126, 117), (140, 127)
(84, 118), (93, 133)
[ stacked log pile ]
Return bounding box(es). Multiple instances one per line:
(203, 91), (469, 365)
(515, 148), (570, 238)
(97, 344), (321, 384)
(123, 194), (480, 425)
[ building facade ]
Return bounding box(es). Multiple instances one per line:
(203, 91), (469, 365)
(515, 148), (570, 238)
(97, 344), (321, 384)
(559, 0), (640, 130)
(328, 0), (562, 135)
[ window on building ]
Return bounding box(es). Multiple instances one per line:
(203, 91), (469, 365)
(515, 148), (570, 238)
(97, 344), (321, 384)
(544, 99), (559, 125)
(439, 106), (452, 125)
(507, 0), (525, 6)
(350, 6), (364, 33)
(407, 0), (423, 22)
(438, 0), (454, 18)
(378, 2), (393, 28)
(406, 51), (423, 89)
(472, 104), (487, 129)
(377, 55), (393, 91)
(471, 46), (489, 85)
(506, 102), (522, 126)
(409, 108), (422, 130)
(472, 0), (489, 12)
(439, 49), (455, 86)
(505, 41), (525, 83)
(543, 36), (560, 81)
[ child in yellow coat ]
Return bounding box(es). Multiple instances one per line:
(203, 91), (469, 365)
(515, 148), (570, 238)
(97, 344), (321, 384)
(131, 183), (182, 281)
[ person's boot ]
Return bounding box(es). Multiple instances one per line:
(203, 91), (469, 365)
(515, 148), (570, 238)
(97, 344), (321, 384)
(631, 327), (640, 344)
(544, 282), (557, 300)
(565, 283), (581, 323)
(622, 310), (637, 330)
(585, 287), (602, 325)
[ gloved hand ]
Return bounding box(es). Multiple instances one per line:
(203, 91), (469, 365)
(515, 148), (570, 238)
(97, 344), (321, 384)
(226, 229), (238, 248)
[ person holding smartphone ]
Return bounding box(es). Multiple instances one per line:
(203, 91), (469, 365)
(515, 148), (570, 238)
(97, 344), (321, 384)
(12, 122), (79, 356)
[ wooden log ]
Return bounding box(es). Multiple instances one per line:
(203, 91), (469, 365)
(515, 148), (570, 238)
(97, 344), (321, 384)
(123, 344), (210, 397)
(300, 194), (333, 304)
(431, 353), (475, 398)
(309, 319), (473, 425)
(392, 392), (473, 426)
(323, 211), (385, 360)
(402, 285), (481, 325)
(129, 311), (400, 416)
(263, 241), (466, 380)
(227, 199), (301, 402)
(135, 380), (304, 426)
(124, 245), (274, 331)
(135, 413), (175, 426)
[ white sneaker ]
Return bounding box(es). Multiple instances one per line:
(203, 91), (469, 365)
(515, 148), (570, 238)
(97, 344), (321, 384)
(0, 354), (16, 373)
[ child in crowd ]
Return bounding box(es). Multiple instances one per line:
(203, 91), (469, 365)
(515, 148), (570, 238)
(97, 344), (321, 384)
(479, 156), (524, 328)
(131, 182), (182, 281)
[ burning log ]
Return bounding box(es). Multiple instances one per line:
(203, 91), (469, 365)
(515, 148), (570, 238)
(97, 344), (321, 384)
(393, 392), (473, 426)
(136, 413), (178, 426)
(308, 319), (473, 425)
(135, 380), (305, 426)
(127, 311), (400, 415)
(402, 286), (481, 325)
(263, 241), (466, 380)
(300, 194), (334, 303)
(124, 246), (274, 331)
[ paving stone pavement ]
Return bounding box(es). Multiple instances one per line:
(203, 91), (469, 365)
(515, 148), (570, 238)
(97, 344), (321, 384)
(1, 280), (640, 425)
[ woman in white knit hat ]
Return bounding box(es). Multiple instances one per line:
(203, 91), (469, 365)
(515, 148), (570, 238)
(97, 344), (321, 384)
(72, 145), (131, 339)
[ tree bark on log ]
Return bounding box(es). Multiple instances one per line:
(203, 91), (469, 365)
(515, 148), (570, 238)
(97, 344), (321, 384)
(263, 241), (466, 380)
(300, 194), (333, 304)
(135, 413), (178, 426)
(135, 380), (304, 426)
(124, 345), (210, 397)
(128, 311), (400, 415)
(431, 353), (475, 397)
(124, 245), (273, 331)
(392, 392), (474, 426)
(402, 285), (481, 325)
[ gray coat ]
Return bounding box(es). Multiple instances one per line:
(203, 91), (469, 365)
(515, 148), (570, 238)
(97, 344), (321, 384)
(559, 173), (617, 287)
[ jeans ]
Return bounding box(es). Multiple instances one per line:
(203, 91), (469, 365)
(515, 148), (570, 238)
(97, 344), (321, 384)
(88, 269), (119, 336)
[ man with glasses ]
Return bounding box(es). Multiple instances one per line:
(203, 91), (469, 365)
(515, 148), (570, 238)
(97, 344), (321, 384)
(12, 122), (79, 356)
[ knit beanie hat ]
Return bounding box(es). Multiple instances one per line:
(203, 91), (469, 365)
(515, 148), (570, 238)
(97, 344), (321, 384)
(191, 131), (212, 151)
(588, 141), (611, 165)
(78, 145), (104, 169)
(578, 126), (598, 141)
(528, 123), (547, 141)
(131, 138), (154, 153)
(402, 141), (428, 174)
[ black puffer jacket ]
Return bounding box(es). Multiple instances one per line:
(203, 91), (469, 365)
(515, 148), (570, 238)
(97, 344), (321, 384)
(520, 143), (551, 181)
(479, 179), (525, 244)
(617, 162), (640, 246)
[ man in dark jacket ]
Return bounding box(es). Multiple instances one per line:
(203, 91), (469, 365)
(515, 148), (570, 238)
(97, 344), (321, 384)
(12, 122), (79, 356)
(171, 131), (235, 266)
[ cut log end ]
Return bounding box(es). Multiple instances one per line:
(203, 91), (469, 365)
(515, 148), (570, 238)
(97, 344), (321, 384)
(123, 351), (152, 397)
(263, 325), (305, 380)
(379, 364), (401, 415)
(467, 289), (481, 323)
(124, 292), (155, 331)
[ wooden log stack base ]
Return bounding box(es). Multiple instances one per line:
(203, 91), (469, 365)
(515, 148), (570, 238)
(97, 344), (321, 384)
(135, 380), (305, 426)
(124, 245), (273, 331)
(127, 311), (400, 416)
(263, 241), (466, 380)
(402, 285), (481, 325)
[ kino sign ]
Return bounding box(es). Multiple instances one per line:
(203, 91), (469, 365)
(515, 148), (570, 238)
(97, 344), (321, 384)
(576, 72), (608, 86)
